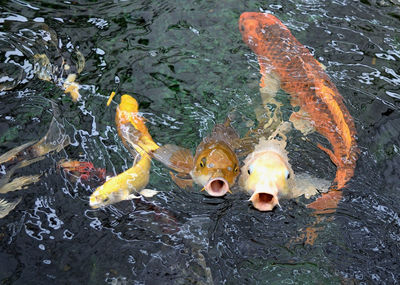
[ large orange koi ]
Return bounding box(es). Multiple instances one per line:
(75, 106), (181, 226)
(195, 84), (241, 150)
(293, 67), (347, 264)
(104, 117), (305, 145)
(239, 12), (358, 213)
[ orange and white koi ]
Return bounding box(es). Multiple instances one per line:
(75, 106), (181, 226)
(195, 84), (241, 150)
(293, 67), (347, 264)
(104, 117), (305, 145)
(239, 12), (358, 213)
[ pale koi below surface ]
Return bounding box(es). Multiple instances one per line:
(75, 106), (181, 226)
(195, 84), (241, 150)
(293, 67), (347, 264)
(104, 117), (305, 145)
(0, 102), (70, 218)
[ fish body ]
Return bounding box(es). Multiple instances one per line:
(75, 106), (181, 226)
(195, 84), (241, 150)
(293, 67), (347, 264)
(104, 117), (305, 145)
(239, 12), (358, 191)
(154, 123), (240, 197)
(116, 95), (159, 154)
(113, 93), (240, 197)
(89, 147), (151, 208)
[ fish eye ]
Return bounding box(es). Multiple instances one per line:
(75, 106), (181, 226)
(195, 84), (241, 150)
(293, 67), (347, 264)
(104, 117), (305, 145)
(233, 164), (238, 173)
(199, 157), (206, 168)
(247, 165), (253, 175)
(285, 169), (290, 179)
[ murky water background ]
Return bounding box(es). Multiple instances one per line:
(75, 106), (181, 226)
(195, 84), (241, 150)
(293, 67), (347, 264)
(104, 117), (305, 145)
(1, 0), (400, 284)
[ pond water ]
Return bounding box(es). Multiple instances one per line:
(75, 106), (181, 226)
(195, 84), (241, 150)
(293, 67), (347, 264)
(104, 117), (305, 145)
(1, 0), (400, 284)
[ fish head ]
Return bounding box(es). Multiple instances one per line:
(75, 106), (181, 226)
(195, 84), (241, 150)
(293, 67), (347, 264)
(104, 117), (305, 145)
(239, 12), (282, 51)
(191, 141), (239, 197)
(89, 185), (130, 209)
(240, 150), (290, 211)
(116, 95), (139, 125)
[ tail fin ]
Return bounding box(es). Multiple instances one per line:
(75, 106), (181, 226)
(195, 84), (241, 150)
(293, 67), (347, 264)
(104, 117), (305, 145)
(307, 190), (343, 214)
(32, 116), (70, 156)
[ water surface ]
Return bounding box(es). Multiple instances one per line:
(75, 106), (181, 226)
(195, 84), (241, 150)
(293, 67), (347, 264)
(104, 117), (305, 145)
(1, 0), (400, 284)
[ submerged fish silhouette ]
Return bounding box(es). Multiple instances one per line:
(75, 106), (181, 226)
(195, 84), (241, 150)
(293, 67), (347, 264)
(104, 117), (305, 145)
(239, 12), (358, 213)
(0, 102), (70, 218)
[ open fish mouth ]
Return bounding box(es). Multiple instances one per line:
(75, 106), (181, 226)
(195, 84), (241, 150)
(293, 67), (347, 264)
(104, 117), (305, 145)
(204, 177), (230, 197)
(249, 191), (279, 211)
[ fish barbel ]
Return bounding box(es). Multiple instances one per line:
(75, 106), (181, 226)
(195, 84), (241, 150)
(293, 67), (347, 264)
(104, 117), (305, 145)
(239, 12), (358, 213)
(153, 122), (240, 197)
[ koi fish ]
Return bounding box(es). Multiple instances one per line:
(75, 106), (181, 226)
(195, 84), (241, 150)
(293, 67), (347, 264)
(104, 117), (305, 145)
(114, 93), (240, 197)
(153, 122), (240, 197)
(89, 146), (157, 208)
(58, 160), (106, 182)
(240, 123), (330, 211)
(239, 12), (358, 213)
(89, 94), (159, 208)
(0, 158), (42, 218)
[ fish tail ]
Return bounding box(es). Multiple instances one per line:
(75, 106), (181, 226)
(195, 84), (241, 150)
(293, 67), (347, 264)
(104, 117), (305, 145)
(317, 143), (339, 166)
(307, 190), (343, 214)
(0, 197), (22, 218)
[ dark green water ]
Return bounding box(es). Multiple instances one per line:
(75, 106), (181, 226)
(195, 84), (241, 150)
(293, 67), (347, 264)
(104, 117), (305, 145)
(1, 0), (400, 284)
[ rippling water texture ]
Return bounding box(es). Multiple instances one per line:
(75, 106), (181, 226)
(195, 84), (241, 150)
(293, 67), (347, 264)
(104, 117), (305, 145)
(1, 0), (400, 284)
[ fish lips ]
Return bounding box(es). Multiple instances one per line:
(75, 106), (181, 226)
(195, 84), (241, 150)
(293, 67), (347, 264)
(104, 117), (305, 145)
(204, 177), (230, 197)
(249, 186), (279, 211)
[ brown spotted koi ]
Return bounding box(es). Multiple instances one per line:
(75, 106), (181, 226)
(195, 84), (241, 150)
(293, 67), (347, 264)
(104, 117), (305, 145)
(153, 122), (240, 197)
(239, 12), (358, 213)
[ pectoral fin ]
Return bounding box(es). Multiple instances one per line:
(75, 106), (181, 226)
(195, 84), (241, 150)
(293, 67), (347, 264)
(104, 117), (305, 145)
(289, 108), (315, 136)
(259, 71), (281, 104)
(317, 144), (340, 167)
(153, 144), (194, 173)
(33, 115), (70, 156)
(139, 189), (159, 198)
(170, 171), (193, 189)
(290, 173), (330, 199)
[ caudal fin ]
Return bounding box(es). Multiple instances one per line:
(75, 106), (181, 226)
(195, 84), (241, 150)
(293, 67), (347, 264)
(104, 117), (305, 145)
(0, 197), (22, 219)
(307, 190), (343, 214)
